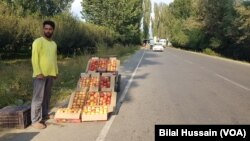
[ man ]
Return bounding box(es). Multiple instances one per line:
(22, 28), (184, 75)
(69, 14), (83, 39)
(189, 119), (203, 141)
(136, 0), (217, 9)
(31, 20), (58, 129)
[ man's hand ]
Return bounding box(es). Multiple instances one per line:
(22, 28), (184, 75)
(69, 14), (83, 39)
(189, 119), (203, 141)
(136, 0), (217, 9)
(36, 74), (44, 79)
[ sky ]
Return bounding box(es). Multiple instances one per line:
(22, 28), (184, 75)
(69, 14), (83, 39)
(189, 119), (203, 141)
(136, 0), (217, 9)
(71, 0), (174, 18)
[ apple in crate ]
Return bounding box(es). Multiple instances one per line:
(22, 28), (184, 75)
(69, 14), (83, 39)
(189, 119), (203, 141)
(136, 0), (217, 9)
(98, 59), (108, 70)
(100, 76), (111, 88)
(107, 59), (117, 71)
(99, 92), (112, 106)
(72, 91), (86, 108)
(89, 59), (99, 71)
(85, 92), (99, 106)
(89, 77), (99, 87)
(83, 106), (108, 115)
(79, 77), (89, 88)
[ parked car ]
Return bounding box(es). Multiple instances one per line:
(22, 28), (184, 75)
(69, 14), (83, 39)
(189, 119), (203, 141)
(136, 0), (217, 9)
(152, 43), (164, 52)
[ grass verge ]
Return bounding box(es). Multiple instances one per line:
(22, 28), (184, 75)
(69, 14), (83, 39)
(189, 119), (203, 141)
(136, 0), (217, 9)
(0, 44), (139, 109)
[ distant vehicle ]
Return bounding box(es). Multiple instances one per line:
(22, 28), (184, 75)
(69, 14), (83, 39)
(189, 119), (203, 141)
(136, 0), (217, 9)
(152, 43), (164, 52)
(149, 39), (154, 49)
(159, 39), (167, 47)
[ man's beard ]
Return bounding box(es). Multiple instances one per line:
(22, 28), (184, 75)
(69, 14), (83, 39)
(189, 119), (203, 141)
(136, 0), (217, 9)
(44, 32), (53, 38)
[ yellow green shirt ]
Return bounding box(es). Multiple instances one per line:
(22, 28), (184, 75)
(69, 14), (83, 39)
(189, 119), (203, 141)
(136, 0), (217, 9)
(31, 37), (58, 77)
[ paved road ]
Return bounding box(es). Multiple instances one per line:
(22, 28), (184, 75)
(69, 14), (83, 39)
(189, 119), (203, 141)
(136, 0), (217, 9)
(1, 47), (250, 141)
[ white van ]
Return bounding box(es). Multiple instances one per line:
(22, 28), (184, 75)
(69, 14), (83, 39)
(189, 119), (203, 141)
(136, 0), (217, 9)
(159, 39), (167, 48)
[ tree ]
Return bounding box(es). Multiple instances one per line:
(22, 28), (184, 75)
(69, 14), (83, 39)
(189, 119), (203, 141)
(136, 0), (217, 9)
(142, 0), (151, 39)
(2, 0), (74, 16)
(81, 0), (143, 44)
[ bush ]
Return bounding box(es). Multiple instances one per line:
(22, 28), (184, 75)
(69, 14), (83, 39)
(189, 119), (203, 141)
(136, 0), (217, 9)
(203, 48), (221, 56)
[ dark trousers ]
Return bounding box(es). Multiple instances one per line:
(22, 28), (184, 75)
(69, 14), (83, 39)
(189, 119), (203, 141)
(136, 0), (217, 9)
(31, 77), (53, 124)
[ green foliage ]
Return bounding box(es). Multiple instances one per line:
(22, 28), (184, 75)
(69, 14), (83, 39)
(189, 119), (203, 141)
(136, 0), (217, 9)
(153, 0), (250, 62)
(81, 0), (143, 44)
(203, 48), (221, 56)
(143, 0), (151, 39)
(2, 0), (74, 16)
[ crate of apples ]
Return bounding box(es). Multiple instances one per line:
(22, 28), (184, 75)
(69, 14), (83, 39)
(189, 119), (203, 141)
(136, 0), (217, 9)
(56, 108), (81, 114)
(100, 76), (111, 88)
(89, 76), (99, 91)
(88, 59), (99, 72)
(99, 92), (112, 106)
(71, 91), (87, 109)
(81, 106), (108, 121)
(54, 108), (82, 122)
(85, 92), (99, 106)
(98, 58), (108, 72)
(82, 106), (108, 115)
(107, 59), (117, 72)
(79, 76), (90, 88)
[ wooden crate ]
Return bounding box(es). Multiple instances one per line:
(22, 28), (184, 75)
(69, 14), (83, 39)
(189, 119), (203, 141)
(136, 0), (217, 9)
(54, 108), (81, 123)
(0, 106), (31, 129)
(86, 57), (120, 73)
(99, 92), (117, 113)
(81, 106), (108, 121)
(89, 73), (100, 92)
(81, 114), (107, 122)
(68, 91), (87, 109)
(97, 58), (109, 72)
(77, 73), (90, 92)
(84, 92), (99, 107)
(86, 57), (99, 73)
(107, 59), (120, 72)
(100, 73), (116, 92)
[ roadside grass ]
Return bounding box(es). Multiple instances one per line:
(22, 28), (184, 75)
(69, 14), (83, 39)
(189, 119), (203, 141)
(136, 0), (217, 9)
(0, 44), (139, 109)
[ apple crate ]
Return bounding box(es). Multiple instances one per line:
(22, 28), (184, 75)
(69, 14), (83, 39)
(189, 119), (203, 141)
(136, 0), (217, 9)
(86, 57), (99, 73)
(98, 92), (117, 113)
(86, 57), (120, 73)
(81, 106), (108, 122)
(97, 58), (109, 72)
(81, 114), (107, 122)
(54, 108), (82, 123)
(107, 58), (120, 73)
(100, 73), (116, 92)
(84, 92), (100, 107)
(89, 73), (100, 92)
(68, 91), (87, 109)
(0, 105), (31, 129)
(77, 73), (91, 92)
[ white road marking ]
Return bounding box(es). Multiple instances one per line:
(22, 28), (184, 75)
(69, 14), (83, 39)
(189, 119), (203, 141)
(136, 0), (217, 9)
(96, 50), (146, 141)
(215, 74), (250, 91)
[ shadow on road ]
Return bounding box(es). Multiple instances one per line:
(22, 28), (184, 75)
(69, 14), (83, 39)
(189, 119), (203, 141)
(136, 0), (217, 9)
(0, 132), (39, 141)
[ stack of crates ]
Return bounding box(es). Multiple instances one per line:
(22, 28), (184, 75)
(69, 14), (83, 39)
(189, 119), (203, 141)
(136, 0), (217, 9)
(55, 56), (121, 122)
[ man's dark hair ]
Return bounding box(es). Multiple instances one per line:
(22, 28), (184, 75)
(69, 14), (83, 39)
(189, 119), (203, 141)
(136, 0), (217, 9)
(43, 20), (55, 29)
